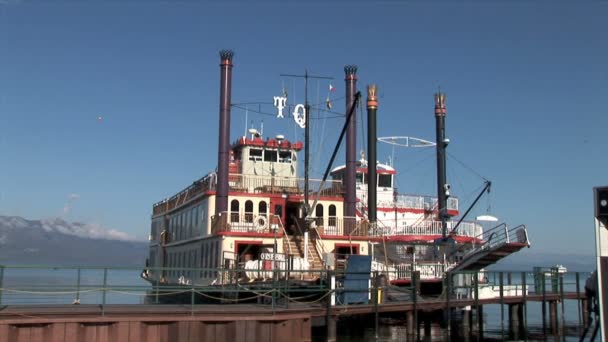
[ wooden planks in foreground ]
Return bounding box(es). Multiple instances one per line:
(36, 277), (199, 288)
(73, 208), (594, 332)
(0, 292), (586, 342)
(0, 305), (314, 342)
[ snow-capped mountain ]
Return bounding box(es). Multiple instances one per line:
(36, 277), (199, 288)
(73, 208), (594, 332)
(0, 215), (147, 266)
(0, 216), (139, 241)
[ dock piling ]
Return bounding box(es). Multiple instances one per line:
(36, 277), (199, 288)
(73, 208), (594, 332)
(102, 267), (108, 316)
(406, 311), (415, 339)
(373, 271), (379, 339)
(76, 268), (81, 304)
(413, 270), (419, 341)
(326, 270), (336, 342)
(499, 271), (505, 340)
(508, 304), (523, 340)
(445, 271), (452, 338)
(549, 300), (559, 334)
(423, 314), (431, 339)
(542, 272), (547, 337)
(0, 266), (3, 305)
(577, 272), (583, 332)
(521, 271), (528, 335)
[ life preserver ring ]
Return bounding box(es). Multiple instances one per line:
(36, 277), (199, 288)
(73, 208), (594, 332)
(255, 215), (268, 232)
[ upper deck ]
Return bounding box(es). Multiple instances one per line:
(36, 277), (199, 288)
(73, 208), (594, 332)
(152, 173), (344, 216)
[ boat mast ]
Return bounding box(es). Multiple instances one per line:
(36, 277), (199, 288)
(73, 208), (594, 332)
(279, 71), (333, 220)
(434, 91), (451, 238)
(304, 71), (310, 217)
(216, 50), (234, 216)
(344, 66), (358, 222)
(366, 84), (378, 224)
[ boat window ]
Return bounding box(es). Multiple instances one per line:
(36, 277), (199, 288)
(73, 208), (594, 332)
(279, 151), (291, 163)
(292, 152), (297, 161)
(264, 150), (277, 162)
(177, 214), (183, 240)
(197, 204), (204, 234)
(259, 201), (267, 217)
(169, 217), (173, 237)
(315, 204), (324, 226)
(181, 252), (186, 274)
(245, 200), (254, 223)
(356, 172), (363, 184)
(210, 242), (217, 270)
(190, 208), (196, 236)
(193, 206), (199, 235)
(200, 244), (207, 278)
(181, 213), (186, 240)
(328, 205), (337, 227)
(378, 174), (392, 188)
(185, 210), (191, 239)
(167, 254), (172, 277)
(249, 149), (262, 161)
(230, 200), (239, 223)
(185, 252), (190, 276)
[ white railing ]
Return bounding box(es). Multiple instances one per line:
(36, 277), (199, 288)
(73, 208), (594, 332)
(393, 262), (453, 280)
(154, 172), (344, 215)
(211, 213), (284, 235)
(315, 216), (359, 236)
(461, 223), (530, 259)
(369, 220), (482, 238)
(379, 194), (459, 211)
(229, 174), (343, 197)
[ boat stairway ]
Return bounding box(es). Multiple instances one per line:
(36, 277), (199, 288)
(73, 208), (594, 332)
(283, 235), (324, 278)
(450, 224), (530, 272)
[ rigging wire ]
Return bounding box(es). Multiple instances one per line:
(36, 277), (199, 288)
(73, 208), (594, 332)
(232, 94), (348, 115)
(312, 79), (327, 177)
(231, 103), (345, 120)
(390, 147), (434, 196)
(447, 151), (488, 182)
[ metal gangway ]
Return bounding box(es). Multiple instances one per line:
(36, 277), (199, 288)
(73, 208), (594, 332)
(449, 223), (530, 272)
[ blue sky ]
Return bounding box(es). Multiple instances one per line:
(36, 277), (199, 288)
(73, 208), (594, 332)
(0, 1), (606, 256)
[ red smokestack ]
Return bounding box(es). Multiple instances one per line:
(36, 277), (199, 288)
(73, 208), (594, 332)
(344, 65), (358, 219)
(216, 50), (234, 216)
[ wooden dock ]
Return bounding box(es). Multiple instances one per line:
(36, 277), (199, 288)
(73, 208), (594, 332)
(0, 291), (587, 342)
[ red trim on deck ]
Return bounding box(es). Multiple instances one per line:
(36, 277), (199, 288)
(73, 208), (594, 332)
(355, 167), (396, 175)
(217, 231), (285, 238)
(318, 234), (481, 244)
(222, 192), (342, 202)
(376, 207), (459, 216)
(391, 278), (443, 285)
(320, 235), (371, 241)
(234, 240), (264, 254)
(333, 243), (360, 254)
(233, 137), (303, 151)
(281, 194), (343, 202)
(377, 235), (482, 244)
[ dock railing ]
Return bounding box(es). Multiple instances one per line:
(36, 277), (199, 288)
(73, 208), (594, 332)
(0, 265), (585, 303)
(211, 212), (285, 235)
(0, 264), (590, 338)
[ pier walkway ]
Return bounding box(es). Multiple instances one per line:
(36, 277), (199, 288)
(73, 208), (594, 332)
(0, 265), (592, 342)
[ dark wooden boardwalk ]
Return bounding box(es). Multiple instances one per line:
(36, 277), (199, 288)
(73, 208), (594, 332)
(0, 291), (585, 342)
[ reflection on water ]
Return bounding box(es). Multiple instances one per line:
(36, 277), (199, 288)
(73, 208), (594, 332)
(311, 306), (588, 342)
(1, 268), (150, 305)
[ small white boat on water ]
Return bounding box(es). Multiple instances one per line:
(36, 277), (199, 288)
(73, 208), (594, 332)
(544, 264), (567, 277)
